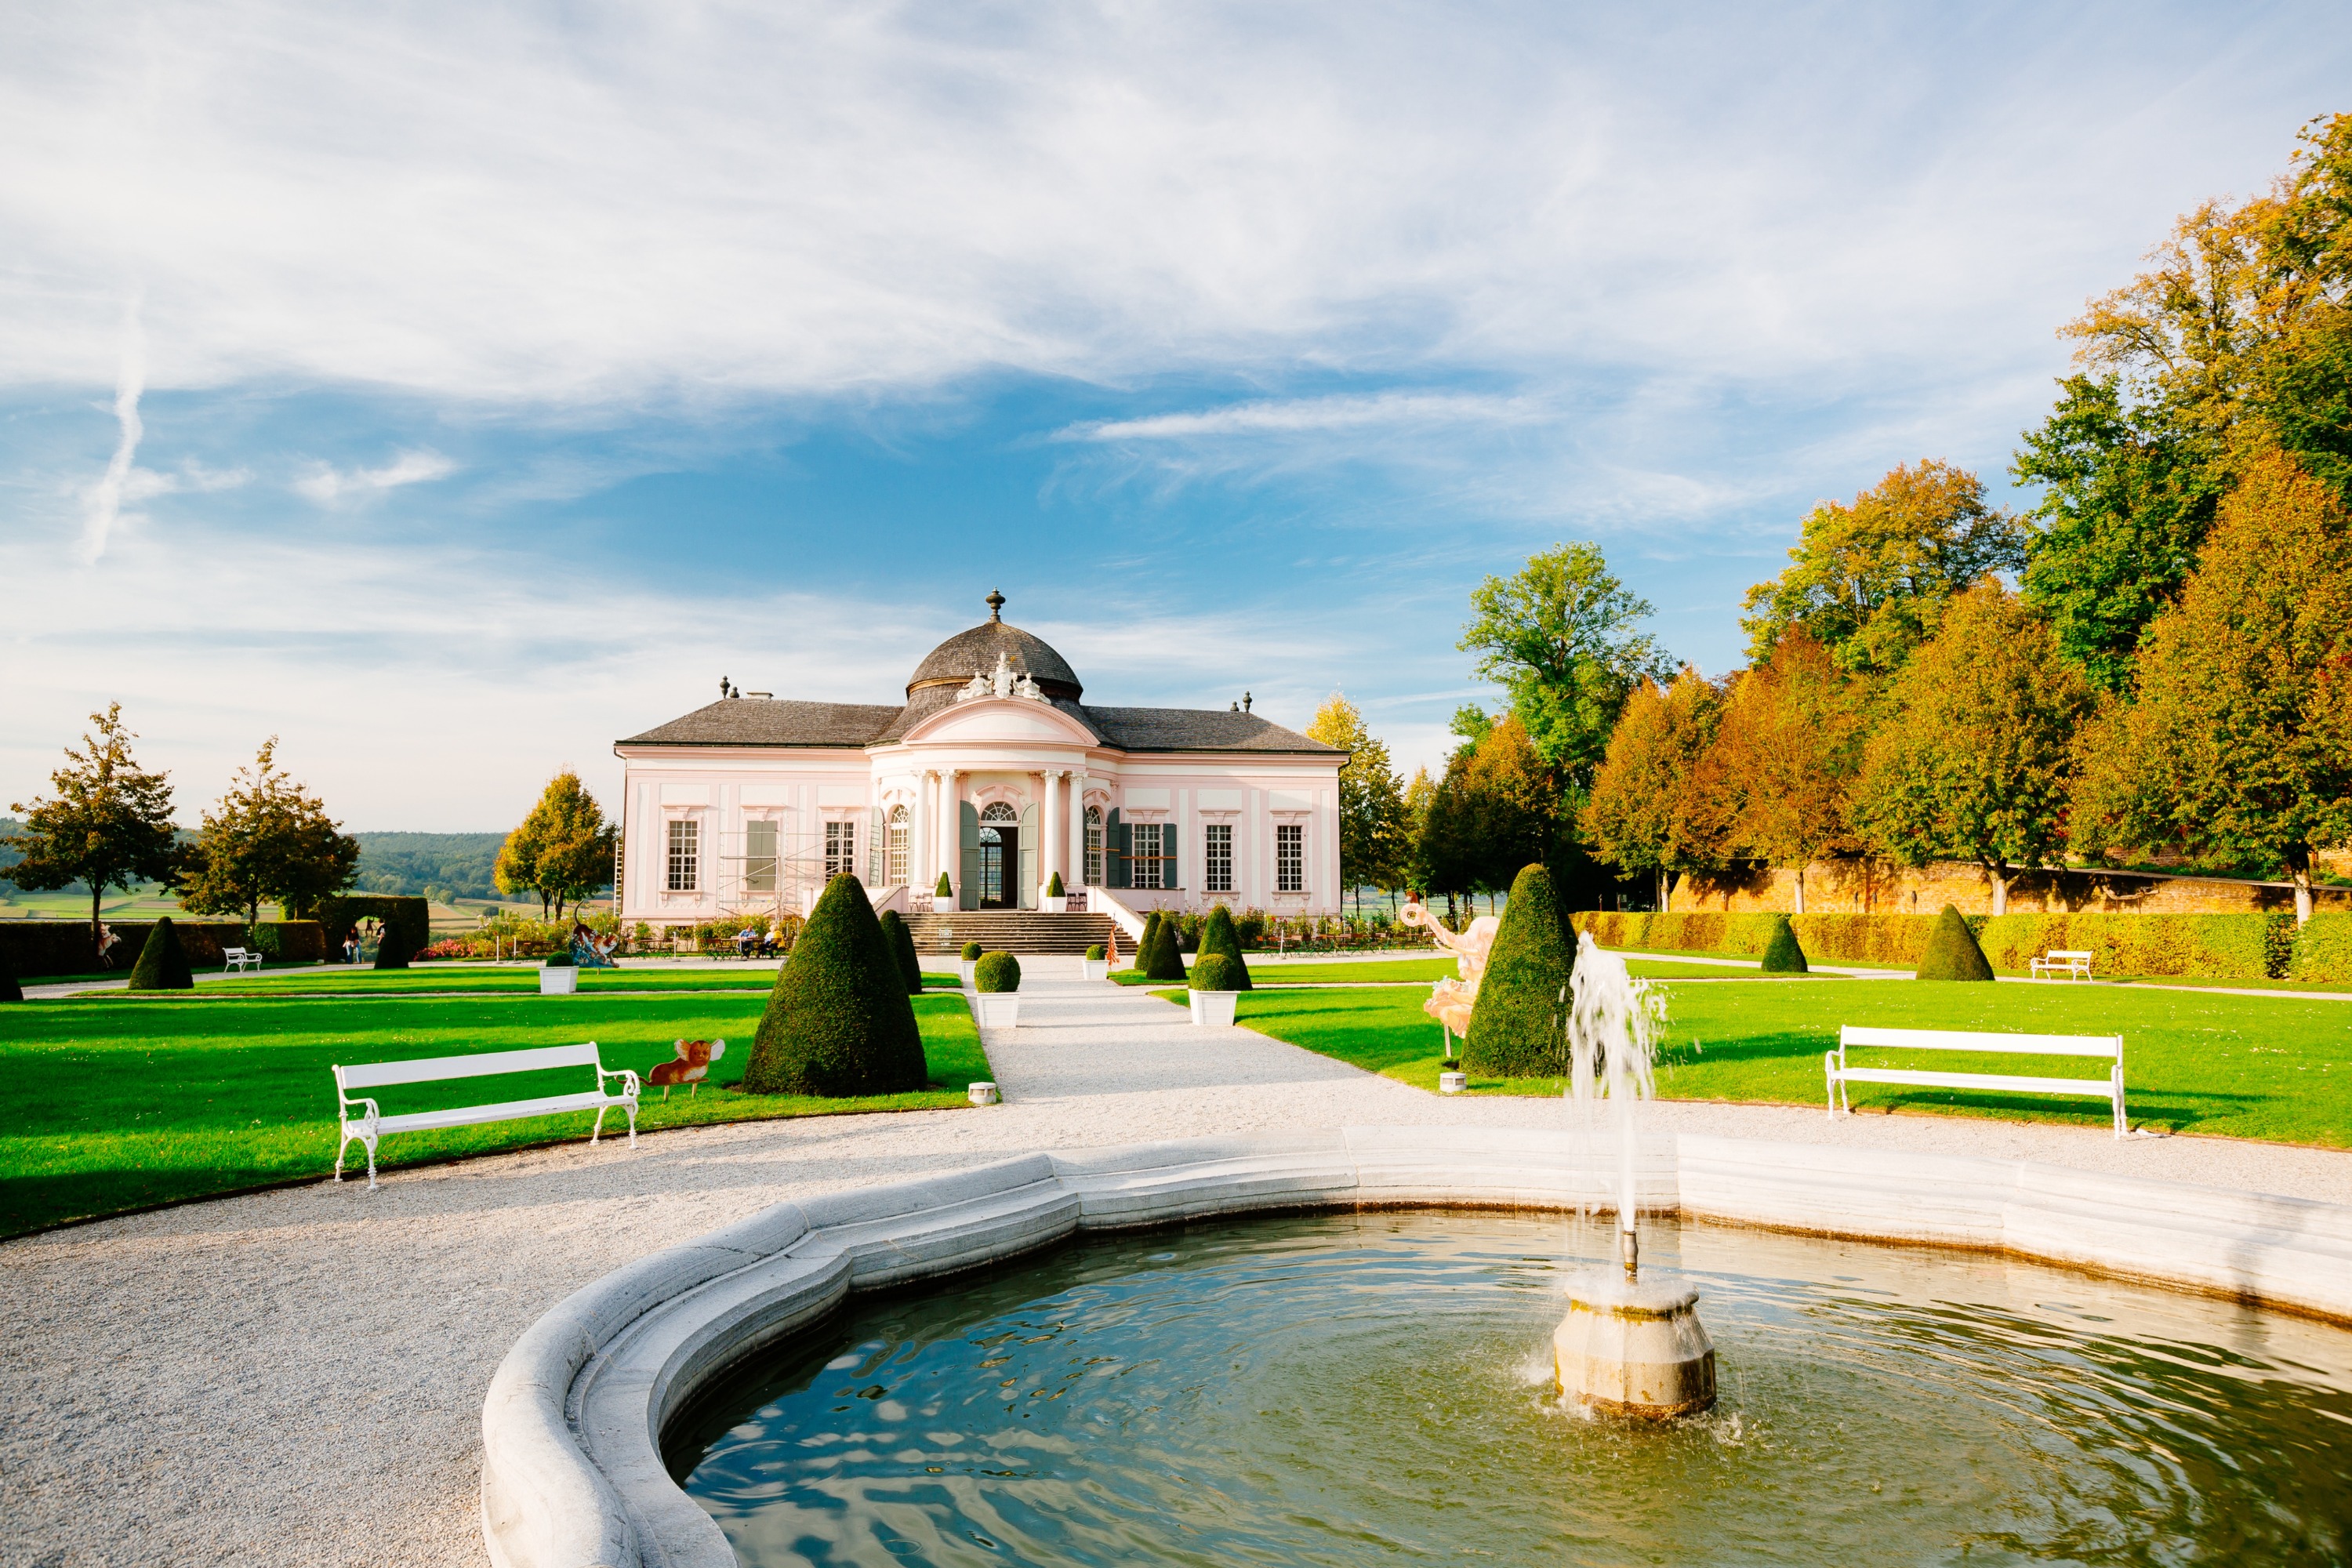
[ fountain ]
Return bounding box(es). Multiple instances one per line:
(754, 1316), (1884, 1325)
(1553, 931), (1717, 1417)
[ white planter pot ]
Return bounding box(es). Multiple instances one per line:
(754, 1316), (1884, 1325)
(973, 993), (1022, 1029)
(1188, 990), (1239, 1028)
(1081, 959), (1108, 982)
(1439, 1069), (1467, 1094)
(959, 958), (977, 985)
(932, 895), (956, 914)
(539, 966), (578, 995)
(967, 1081), (1000, 1106)
(1043, 895), (1068, 913)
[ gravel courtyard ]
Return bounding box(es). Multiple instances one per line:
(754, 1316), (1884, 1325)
(5, 960), (2349, 1567)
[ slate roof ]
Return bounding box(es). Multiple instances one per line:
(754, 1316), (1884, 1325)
(618, 695), (1341, 755)
(906, 619), (1083, 699)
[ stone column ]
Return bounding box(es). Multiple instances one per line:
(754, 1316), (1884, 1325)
(1040, 770), (1060, 893)
(942, 770), (961, 895)
(913, 771), (933, 891)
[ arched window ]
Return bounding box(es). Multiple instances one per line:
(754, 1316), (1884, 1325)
(1083, 805), (1104, 887)
(886, 805), (909, 887)
(980, 802), (1018, 823)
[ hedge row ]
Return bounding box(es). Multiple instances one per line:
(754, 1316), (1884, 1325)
(0, 920), (325, 979)
(1571, 909), (2305, 980)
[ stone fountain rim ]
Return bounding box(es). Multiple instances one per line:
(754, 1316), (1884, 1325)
(478, 1126), (2352, 1568)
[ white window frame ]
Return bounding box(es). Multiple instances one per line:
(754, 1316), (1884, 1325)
(1203, 822), (1233, 894)
(1275, 821), (1305, 894)
(1083, 806), (1104, 886)
(885, 806), (910, 887)
(666, 818), (700, 892)
(1132, 821), (1164, 891)
(824, 818), (857, 880)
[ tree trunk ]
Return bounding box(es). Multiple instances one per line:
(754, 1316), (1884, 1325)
(1792, 866), (1806, 916)
(1657, 867), (1670, 913)
(1987, 863), (2010, 916)
(2288, 846), (2314, 924)
(89, 884), (104, 963)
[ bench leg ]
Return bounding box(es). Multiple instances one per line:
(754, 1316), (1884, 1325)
(335, 1127), (379, 1190)
(590, 1105), (606, 1145)
(626, 1103), (637, 1149)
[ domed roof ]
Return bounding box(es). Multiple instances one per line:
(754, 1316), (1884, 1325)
(906, 590), (1083, 700)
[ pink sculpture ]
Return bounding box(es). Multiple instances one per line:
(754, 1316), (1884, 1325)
(1399, 900), (1501, 1047)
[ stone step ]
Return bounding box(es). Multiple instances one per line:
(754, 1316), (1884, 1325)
(902, 911), (1119, 955)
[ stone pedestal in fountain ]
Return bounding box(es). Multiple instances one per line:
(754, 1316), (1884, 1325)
(1554, 1274), (1717, 1417)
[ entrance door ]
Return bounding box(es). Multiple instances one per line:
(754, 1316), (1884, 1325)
(977, 826), (1018, 908)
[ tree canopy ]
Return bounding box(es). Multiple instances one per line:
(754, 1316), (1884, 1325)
(172, 738), (359, 928)
(1305, 691), (1409, 906)
(1690, 631), (1866, 912)
(4, 705), (180, 947)
(1583, 667), (1722, 910)
(496, 771), (617, 920)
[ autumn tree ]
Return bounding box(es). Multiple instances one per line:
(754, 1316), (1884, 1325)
(2070, 451), (2352, 922)
(1741, 461), (2027, 680)
(4, 705), (180, 951)
(1687, 631), (1867, 913)
(173, 738), (360, 930)
(1416, 715), (1556, 914)
(1584, 668), (1723, 911)
(1850, 583), (2095, 914)
(497, 771), (617, 920)
(1305, 691), (1410, 909)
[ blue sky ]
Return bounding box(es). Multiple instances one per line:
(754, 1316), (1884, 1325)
(4, 2), (2350, 829)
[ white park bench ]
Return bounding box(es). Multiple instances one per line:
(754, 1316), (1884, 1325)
(2030, 948), (2095, 981)
(331, 1042), (640, 1190)
(1827, 1025), (2127, 1138)
(221, 946), (263, 973)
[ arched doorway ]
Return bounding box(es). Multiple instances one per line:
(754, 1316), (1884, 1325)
(977, 803), (1018, 909)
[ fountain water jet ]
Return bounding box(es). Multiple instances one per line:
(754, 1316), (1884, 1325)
(1553, 932), (1717, 1417)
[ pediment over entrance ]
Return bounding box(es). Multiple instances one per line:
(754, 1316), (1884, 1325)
(901, 699), (1095, 746)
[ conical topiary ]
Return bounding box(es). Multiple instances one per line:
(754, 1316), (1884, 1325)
(1915, 904), (1994, 982)
(1195, 904), (1251, 989)
(1464, 863), (1571, 1078)
(1141, 911), (1187, 982)
(1759, 916), (1808, 975)
(1135, 910), (1161, 969)
(743, 874), (927, 1095)
(877, 908), (923, 995)
(129, 917), (195, 991)
(0, 951), (20, 1003)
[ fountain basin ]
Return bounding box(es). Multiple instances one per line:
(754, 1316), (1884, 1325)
(1554, 1272), (1717, 1416)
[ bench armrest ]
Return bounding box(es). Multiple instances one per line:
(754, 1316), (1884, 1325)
(600, 1067), (641, 1099)
(340, 1094), (380, 1126)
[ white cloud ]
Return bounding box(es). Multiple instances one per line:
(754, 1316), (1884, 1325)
(1064, 392), (1541, 443)
(77, 299), (144, 563)
(293, 450), (456, 505)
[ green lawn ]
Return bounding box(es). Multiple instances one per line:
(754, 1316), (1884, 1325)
(1196, 982), (2352, 1147)
(0, 991), (989, 1238)
(1116, 956), (1772, 986)
(143, 967), (960, 996)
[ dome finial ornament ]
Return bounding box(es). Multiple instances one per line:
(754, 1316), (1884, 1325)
(985, 589), (1005, 622)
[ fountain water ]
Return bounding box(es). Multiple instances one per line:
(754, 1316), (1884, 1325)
(1553, 931), (1717, 1416)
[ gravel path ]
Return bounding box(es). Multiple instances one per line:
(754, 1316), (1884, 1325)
(5, 958), (2350, 1567)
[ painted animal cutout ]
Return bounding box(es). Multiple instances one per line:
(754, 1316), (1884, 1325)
(648, 1038), (726, 1097)
(1398, 902), (1501, 1044)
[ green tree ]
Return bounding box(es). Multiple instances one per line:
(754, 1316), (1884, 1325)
(742, 873), (927, 1095)
(1740, 461), (2027, 679)
(2071, 450), (2352, 922)
(1850, 583), (2096, 914)
(1584, 668), (1723, 911)
(4, 704), (180, 952)
(1305, 691), (1410, 910)
(172, 738), (360, 930)
(1463, 862), (1572, 1078)
(1687, 631), (1867, 913)
(497, 771), (616, 920)
(1459, 543), (1673, 793)
(1195, 902), (1250, 990)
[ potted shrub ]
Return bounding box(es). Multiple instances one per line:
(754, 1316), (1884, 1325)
(1081, 942), (1109, 982)
(960, 940), (982, 987)
(1044, 870), (1068, 914)
(540, 949), (579, 995)
(932, 873), (956, 915)
(1187, 951), (1242, 1026)
(973, 950), (1022, 1029)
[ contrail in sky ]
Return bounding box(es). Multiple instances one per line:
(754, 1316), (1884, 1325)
(81, 296), (147, 564)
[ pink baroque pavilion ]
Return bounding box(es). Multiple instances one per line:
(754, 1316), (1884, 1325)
(612, 592), (1347, 931)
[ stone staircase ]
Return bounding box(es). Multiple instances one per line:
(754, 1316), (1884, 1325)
(902, 909), (1119, 956)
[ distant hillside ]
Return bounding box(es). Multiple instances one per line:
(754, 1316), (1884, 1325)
(351, 832), (510, 900)
(0, 817), (20, 886)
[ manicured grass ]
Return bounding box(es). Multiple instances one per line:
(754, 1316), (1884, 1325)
(1123, 956), (1815, 986)
(147, 967), (961, 996)
(1204, 982), (2352, 1146)
(0, 991), (988, 1238)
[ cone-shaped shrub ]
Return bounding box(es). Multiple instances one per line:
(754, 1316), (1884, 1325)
(877, 909), (923, 994)
(1194, 904), (1251, 990)
(1759, 916), (1809, 975)
(1141, 912), (1187, 981)
(975, 951), (1022, 993)
(935, 873), (952, 898)
(1915, 904), (1994, 982)
(0, 953), (20, 1003)
(743, 874), (927, 1095)
(129, 916), (195, 990)
(1046, 870), (1065, 897)
(1189, 952), (1243, 991)
(1135, 910), (1161, 968)
(1465, 864), (1571, 1077)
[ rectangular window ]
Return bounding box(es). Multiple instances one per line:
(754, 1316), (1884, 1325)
(1132, 822), (1164, 890)
(1203, 823), (1232, 893)
(666, 818), (700, 892)
(1276, 822), (1305, 893)
(887, 820), (909, 886)
(824, 820), (856, 880)
(744, 819), (778, 893)
(1084, 815), (1104, 886)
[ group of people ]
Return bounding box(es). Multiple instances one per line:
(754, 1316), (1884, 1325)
(732, 924), (786, 960)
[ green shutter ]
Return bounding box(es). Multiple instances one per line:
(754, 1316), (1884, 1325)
(1162, 822), (1178, 890)
(960, 801), (981, 910)
(1108, 808), (1130, 890)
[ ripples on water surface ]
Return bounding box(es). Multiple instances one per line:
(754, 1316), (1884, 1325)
(669, 1213), (2352, 1566)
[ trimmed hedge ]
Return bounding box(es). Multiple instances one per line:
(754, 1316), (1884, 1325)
(877, 909), (923, 995)
(0, 919), (252, 979)
(1759, 917), (1808, 975)
(298, 895), (430, 969)
(1189, 952), (1243, 991)
(252, 920), (326, 963)
(1046, 871), (1065, 898)
(975, 951), (1022, 993)
(1572, 909), (2283, 980)
(2290, 913), (2352, 982)
(1466, 864), (1571, 1078)
(129, 916), (195, 990)
(743, 873), (927, 1096)
(1915, 906), (1994, 982)
(0, 952), (20, 1002)
(1194, 904), (1251, 990)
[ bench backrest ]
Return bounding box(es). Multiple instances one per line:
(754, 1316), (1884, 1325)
(338, 1041), (604, 1092)
(1840, 1025), (2120, 1060)
(2045, 949), (2093, 960)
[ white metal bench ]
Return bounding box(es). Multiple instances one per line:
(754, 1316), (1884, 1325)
(1828, 1025), (2127, 1138)
(2030, 949), (2094, 981)
(221, 946), (263, 973)
(332, 1042), (639, 1190)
